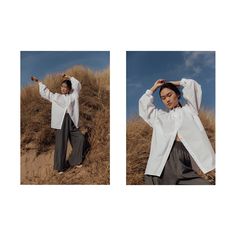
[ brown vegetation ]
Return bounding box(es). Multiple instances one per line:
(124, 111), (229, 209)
(126, 109), (215, 185)
(21, 65), (110, 184)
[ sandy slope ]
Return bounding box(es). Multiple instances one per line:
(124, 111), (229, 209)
(21, 143), (109, 185)
(21, 66), (110, 184)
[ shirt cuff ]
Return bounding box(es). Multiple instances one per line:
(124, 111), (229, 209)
(38, 82), (46, 89)
(146, 89), (153, 95)
(180, 78), (187, 86)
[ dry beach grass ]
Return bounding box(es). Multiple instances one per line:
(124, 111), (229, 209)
(21, 65), (110, 184)
(126, 109), (215, 185)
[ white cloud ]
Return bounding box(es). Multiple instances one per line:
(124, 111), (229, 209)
(183, 51), (215, 76)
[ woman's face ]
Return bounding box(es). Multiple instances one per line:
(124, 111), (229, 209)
(61, 83), (70, 94)
(160, 88), (179, 110)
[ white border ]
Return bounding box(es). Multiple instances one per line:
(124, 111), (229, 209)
(1, 1), (236, 235)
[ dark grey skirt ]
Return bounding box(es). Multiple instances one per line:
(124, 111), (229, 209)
(144, 141), (211, 185)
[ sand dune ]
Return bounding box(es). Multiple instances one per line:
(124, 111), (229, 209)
(21, 66), (110, 184)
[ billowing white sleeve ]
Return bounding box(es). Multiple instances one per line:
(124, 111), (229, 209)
(139, 90), (166, 127)
(70, 77), (82, 95)
(180, 78), (202, 114)
(39, 82), (55, 102)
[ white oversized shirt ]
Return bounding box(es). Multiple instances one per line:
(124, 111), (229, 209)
(39, 77), (81, 129)
(139, 78), (215, 176)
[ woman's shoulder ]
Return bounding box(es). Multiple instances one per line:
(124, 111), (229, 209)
(181, 104), (200, 117)
(51, 93), (64, 100)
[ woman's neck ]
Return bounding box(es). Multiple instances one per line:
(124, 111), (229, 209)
(171, 103), (181, 110)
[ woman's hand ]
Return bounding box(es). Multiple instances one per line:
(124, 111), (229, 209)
(31, 76), (39, 82)
(150, 79), (166, 93)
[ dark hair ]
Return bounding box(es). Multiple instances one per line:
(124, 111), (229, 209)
(159, 83), (182, 107)
(61, 80), (72, 90)
(159, 83), (181, 98)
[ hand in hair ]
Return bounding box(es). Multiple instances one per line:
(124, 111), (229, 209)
(150, 79), (166, 93)
(31, 76), (39, 82)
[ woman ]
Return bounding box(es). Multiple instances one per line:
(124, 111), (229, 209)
(139, 78), (215, 185)
(31, 74), (85, 174)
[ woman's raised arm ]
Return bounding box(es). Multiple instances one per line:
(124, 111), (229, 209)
(139, 79), (167, 127)
(63, 74), (81, 94)
(179, 78), (202, 113)
(31, 76), (55, 102)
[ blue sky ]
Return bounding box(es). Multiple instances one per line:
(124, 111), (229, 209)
(21, 51), (110, 87)
(127, 51), (215, 118)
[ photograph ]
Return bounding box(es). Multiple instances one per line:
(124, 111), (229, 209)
(127, 51), (215, 185)
(2, 1), (236, 236)
(20, 51), (110, 184)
